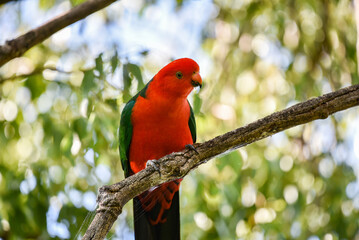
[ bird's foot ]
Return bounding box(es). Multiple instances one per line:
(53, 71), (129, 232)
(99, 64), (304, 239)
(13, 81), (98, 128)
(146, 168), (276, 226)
(185, 144), (199, 154)
(146, 159), (161, 176)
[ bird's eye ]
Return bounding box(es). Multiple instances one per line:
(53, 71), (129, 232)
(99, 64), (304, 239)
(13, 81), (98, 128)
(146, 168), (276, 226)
(176, 71), (183, 79)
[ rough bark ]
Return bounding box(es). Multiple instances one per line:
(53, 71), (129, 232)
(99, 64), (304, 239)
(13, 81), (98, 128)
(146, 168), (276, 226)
(82, 84), (359, 240)
(0, 0), (118, 67)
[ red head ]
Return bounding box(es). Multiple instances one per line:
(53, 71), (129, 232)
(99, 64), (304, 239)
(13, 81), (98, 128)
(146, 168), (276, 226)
(150, 58), (202, 99)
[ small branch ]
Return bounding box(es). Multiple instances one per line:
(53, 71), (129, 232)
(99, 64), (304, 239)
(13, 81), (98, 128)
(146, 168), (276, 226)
(82, 84), (359, 240)
(0, 66), (72, 83)
(0, 0), (20, 5)
(0, 0), (118, 67)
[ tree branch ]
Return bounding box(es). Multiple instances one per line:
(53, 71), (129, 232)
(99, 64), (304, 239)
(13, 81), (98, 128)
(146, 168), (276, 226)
(0, 0), (21, 5)
(82, 84), (359, 239)
(0, 66), (72, 83)
(0, 0), (118, 67)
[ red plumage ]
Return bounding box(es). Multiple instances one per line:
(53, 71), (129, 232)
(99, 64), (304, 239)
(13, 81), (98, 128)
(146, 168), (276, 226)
(121, 58), (202, 239)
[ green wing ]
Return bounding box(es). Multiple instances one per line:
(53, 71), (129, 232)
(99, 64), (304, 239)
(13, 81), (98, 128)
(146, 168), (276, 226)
(188, 101), (197, 143)
(119, 81), (151, 177)
(119, 100), (135, 177)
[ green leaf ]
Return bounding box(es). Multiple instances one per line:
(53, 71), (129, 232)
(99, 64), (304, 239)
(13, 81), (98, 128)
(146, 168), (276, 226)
(95, 54), (104, 79)
(25, 75), (46, 99)
(111, 52), (119, 74)
(105, 99), (118, 111)
(81, 70), (96, 95)
(42, 115), (64, 158)
(87, 98), (93, 116)
(193, 94), (202, 114)
(69, 0), (86, 6)
(39, 0), (55, 9)
(176, 0), (183, 8)
(127, 63), (144, 91)
(122, 63), (145, 101)
(122, 63), (132, 102)
(60, 133), (73, 159)
(73, 117), (88, 140)
(140, 49), (149, 56)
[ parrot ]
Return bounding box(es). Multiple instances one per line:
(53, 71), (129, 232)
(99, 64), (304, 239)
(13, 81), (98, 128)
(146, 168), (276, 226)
(119, 58), (202, 240)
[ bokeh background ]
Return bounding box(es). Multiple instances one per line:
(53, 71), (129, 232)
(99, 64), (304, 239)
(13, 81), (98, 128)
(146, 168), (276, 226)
(1, 0), (359, 239)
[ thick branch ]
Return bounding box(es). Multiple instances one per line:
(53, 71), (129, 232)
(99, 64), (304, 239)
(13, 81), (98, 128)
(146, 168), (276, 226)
(0, 0), (20, 5)
(83, 84), (359, 240)
(0, 0), (117, 67)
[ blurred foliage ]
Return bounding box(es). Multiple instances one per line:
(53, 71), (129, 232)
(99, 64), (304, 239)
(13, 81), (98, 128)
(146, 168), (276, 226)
(1, 0), (359, 239)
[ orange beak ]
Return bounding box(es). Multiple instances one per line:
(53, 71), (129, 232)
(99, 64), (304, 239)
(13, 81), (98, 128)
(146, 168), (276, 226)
(191, 72), (202, 88)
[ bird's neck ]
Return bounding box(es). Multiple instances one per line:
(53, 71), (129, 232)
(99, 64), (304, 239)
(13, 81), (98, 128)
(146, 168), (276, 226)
(146, 80), (189, 108)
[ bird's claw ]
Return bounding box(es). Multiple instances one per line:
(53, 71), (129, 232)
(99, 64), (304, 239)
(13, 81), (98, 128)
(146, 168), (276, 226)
(185, 144), (199, 154)
(146, 159), (161, 176)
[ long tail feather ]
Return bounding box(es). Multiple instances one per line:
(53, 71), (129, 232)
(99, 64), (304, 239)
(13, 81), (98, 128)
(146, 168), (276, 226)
(134, 189), (180, 240)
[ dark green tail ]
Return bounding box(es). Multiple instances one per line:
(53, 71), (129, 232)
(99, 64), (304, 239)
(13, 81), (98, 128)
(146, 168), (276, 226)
(133, 191), (180, 240)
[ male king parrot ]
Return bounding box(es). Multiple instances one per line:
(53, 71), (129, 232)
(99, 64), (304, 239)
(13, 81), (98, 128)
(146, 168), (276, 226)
(119, 58), (202, 240)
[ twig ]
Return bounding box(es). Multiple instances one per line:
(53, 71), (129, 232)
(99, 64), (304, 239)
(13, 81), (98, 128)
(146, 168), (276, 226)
(0, 0), (20, 5)
(0, 0), (118, 67)
(0, 66), (72, 83)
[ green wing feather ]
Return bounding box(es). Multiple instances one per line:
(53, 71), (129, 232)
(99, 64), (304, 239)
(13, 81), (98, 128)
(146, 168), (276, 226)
(119, 100), (135, 177)
(119, 81), (151, 177)
(188, 101), (197, 143)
